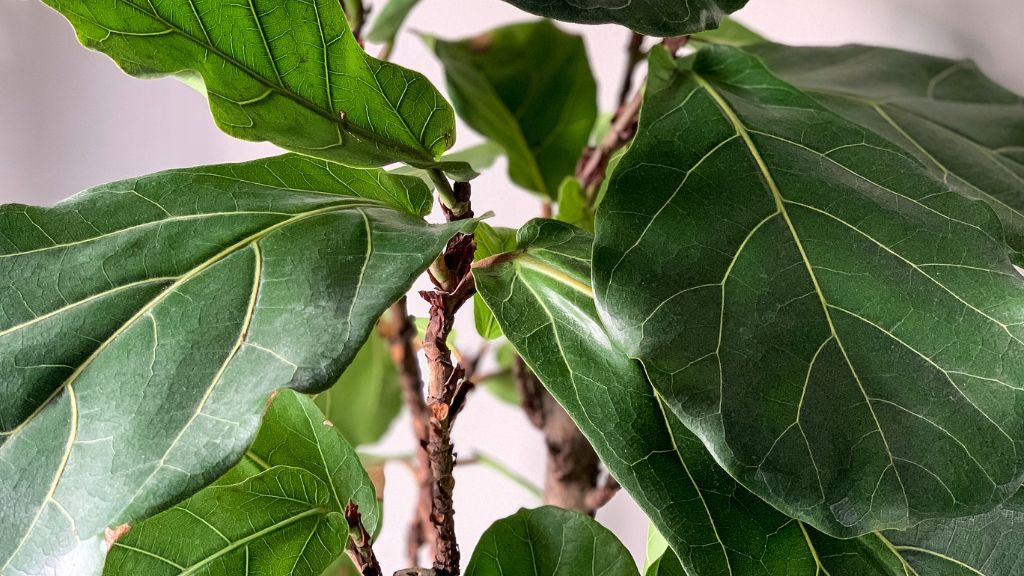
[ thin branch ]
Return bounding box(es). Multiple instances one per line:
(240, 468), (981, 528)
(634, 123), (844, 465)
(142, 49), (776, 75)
(460, 451), (544, 498)
(419, 178), (476, 576)
(577, 35), (689, 206)
(382, 297), (436, 566)
(617, 32), (646, 107)
(345, 501), (383, 576)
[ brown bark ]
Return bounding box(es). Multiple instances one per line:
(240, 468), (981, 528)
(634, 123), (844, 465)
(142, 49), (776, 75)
(576, 34), (689, 204)
(382, 298), (435, 566)
(513, 357), (617, 514)
(418, 180), (476, 576)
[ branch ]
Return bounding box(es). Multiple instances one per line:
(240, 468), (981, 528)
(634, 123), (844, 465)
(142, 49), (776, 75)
(617, 32), (645, 107)
(345, 502), (383, 576)
(513, 356), (606, 514)
(419, 178), (477, 576)
(576, 35), (689, 205)
(381, 297), (435, 566)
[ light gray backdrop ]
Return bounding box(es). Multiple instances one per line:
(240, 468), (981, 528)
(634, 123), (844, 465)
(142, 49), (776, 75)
(2, 0), (1022, 569)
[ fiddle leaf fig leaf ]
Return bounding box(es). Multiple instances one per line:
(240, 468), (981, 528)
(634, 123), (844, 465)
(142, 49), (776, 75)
(473, 218), (747, 574)
(103, 466), (347, 576)
(475, 220), (1024, 576)
(42, 0), (459, 169)
(750, 43), (1024, 264)
(0, 155), (473, 575)
(497, 0), (749, 36)
(465, 506), (638, 576)
(593, 44), (1024, 537)
(104, 389), (379, 575)
(315, 331), (402, 448)
(432, 20), (597, 199)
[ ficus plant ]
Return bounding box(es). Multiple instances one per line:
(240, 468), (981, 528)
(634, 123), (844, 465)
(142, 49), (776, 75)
(2, 0), (1024, 574)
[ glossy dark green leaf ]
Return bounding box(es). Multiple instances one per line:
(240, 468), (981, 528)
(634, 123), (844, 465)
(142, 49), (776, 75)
(750, 43), (1024, 263)
(593, 45), (1024, 537)
(497, 0), (749, 36)
(103, 466), (346, 576)
(316, 331), (402, 447)
(104, 390), (378, 575)
(432, 21), (597, 199)
(465, 506), (638, 576)
(366, 0), (420, 45)
(0, 155), (472, 574)
(475, 220), (1024, 576)
(42, 0), (458, 169)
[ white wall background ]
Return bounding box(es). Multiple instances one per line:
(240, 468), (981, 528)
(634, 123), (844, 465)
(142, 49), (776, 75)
(1, 0), (1022, 571)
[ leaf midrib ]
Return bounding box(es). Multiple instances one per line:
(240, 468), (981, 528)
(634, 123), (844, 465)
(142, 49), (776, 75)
(74, 1), (434, 163)
(691, 70), (909, 515)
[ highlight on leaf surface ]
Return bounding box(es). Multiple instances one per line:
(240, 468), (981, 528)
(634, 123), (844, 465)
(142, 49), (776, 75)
(41, 0), (460, 169)
(0, 155), (473, 575)
(593, 43), (1024, 537)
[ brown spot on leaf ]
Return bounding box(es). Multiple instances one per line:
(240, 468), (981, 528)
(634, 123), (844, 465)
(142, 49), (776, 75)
(103, 523), (130, 551)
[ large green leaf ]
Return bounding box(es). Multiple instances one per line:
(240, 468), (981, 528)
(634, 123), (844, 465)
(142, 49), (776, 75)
(42, 0), (458, 169)
(465, 506), (638, 576)
(592, 44), (1024, 537)
(749, 43), (1024, 263)
(473, 219), (749, 574)
(315, 331), (401, 448)
(0, 155), (472, 574)
(104, 390), (379, 575)
(475, 220), (1024, 576)
(103, 466), (346, 576)
(432, 20), (597, 199)
(497, 0), (749, 36)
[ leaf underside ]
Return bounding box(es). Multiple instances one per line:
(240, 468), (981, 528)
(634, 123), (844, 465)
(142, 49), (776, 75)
(592, 44), (1024, 537)
(496, 0), (750, 36)
(475, 219), (1024, 576)
(0, 155), (470, 574)
(42, 0), (458, 169)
